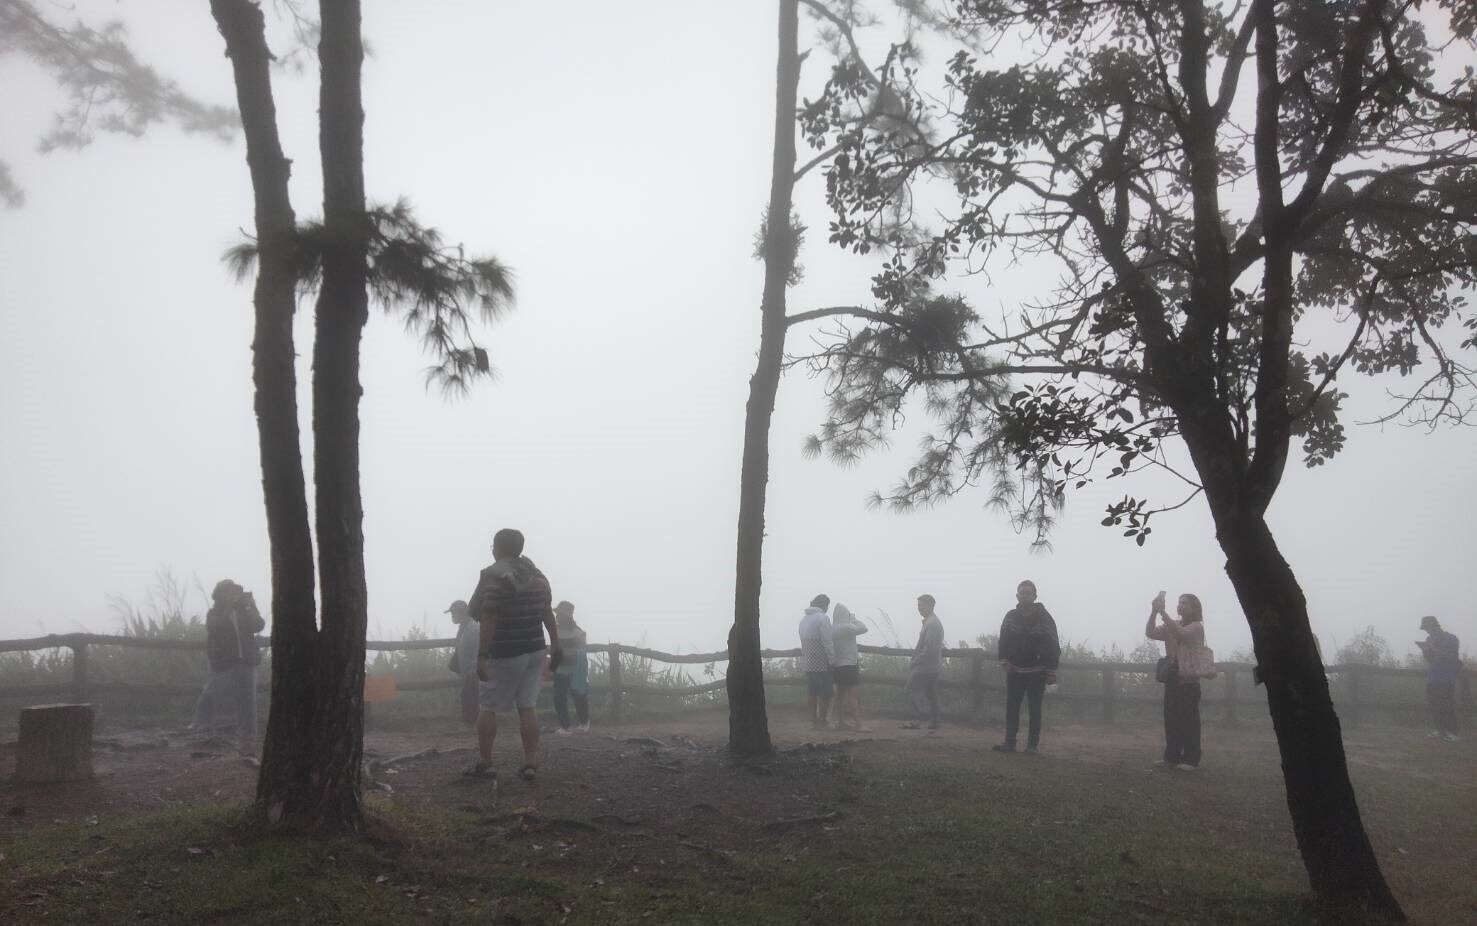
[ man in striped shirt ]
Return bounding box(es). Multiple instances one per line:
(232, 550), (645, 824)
(464, 528), (561, 782)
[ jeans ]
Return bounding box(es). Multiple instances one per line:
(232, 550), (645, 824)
(1163, 681), (1201, 766)
(907, 671), (939, 725)
(1428, 681), (1458, 735)
(553, 674), (589, 729)
(1004, 671), (1047, 748)
(193, 663), (258, 737)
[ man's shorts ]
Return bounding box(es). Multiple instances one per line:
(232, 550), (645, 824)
(478, 648), (547, 714)
(806, 670), (835, 698)
(832, 664), (860, 687)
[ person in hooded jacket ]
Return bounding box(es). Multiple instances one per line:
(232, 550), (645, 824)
(830, 603), (869, 730)
(993, 580), (1060, 754)
(190, 579), (266, 754)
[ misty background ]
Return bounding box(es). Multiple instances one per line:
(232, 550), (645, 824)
(1, 0), (1472, 662)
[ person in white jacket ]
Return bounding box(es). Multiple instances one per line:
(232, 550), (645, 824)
(830, 603), (869, 730)
(798, 595), (836, 729)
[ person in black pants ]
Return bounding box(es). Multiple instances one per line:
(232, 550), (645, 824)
(1146, 591), (1206, 770)
(993, 580), (1060, 754)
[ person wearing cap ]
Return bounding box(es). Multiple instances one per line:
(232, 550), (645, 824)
(189, 579), (266, 755)
(446, 599), (479, 725)
(463, 528), (560, 782)
(1416, 616), (1462, 742)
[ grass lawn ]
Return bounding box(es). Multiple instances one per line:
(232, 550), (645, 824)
(0, 721), (1471, 924)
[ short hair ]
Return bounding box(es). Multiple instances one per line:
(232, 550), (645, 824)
(1420, 615), (1440, 630)
(1179, 593), (1204, 624)
(810, 594), (830, 610)
(1017, 580), (1037, 594)
(917, 594), (936, 609)
(555, 600), (574, 614)
(492, 528), (525, 557)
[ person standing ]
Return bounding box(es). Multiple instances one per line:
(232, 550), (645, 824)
(464, 528), (560, 782)
(798, 595), (836, 729)
(190, 579), (266, 755)
(552, 601), (591, 734)
(1417, 615), (1462, 742)
(447, 599), (480, 726)
(902, 595), (945, 730)
(993, 580), (1060, 754)
(830, 603), (869, 730)
(1146, 591), (1207, 770)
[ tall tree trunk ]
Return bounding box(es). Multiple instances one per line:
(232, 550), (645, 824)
(727, 0), (800, 757)
(1180, 390), (1403, 918)
(296, 0), (371, 828)
(209, 0), (320, 824)
(1216, 512), (1403, 919)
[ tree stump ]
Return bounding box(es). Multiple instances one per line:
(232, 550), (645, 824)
(15, 703), (95, 784)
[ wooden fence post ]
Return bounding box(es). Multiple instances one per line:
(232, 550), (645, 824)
(1100, 668), (1116, 724)
(71, 640), (90, 701)
(608, 644), (624, 725)
(970, 651), (985, 721)
(1223, 667), (1238, 726)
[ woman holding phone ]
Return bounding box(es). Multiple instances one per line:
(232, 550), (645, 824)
(1145, 591), (1207, 770)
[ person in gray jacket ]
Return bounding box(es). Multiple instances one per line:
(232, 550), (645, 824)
(830, 603), (869, 730)
(902, 595), (945, 730)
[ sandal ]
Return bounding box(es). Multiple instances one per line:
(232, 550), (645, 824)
(518, 764), (538, 782)
(462, 762), (497, 781)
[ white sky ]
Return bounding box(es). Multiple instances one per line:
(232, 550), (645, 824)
(0, 1), (1472, 663)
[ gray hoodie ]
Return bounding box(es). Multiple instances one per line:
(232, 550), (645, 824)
(912, 613), (945, 673)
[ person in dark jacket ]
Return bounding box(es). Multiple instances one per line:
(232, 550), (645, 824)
(1417, 615), (1462, 741)
(190, 579), (266, 754)
(993, 580), (1060, 754)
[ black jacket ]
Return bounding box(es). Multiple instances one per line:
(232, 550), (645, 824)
(998, 602), (1061, 670)
(205, 594), (266, 670)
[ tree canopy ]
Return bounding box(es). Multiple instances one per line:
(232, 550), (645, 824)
(800, 0), (1477, 547)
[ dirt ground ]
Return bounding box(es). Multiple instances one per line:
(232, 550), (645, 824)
(0, 713), (1153, 841)
(2, 711), (1471, 898)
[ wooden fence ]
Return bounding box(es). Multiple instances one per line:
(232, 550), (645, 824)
(2, 633), (1469, 727)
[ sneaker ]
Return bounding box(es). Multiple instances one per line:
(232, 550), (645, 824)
(1442, 733), (1460, 742)
(461, 761), (497, 781)
(1426, 730), (1443, 739)
(898, 721), (922, 730)
(992, 743), (1016, 753)
(577, 722), (591, 733)
(555, 728), (572, 736)
(1024, 745), (1039, 755)
(1153, 760), (1172, 768)
(1175, 763), (1198, 772)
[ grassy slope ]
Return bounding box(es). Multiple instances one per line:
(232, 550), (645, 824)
(2, 732), (1472, 925)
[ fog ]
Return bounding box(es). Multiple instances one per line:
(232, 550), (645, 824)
(1, 0), (1472, 665)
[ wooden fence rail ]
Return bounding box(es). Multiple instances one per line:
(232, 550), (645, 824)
(0, 633), (1468, 726)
